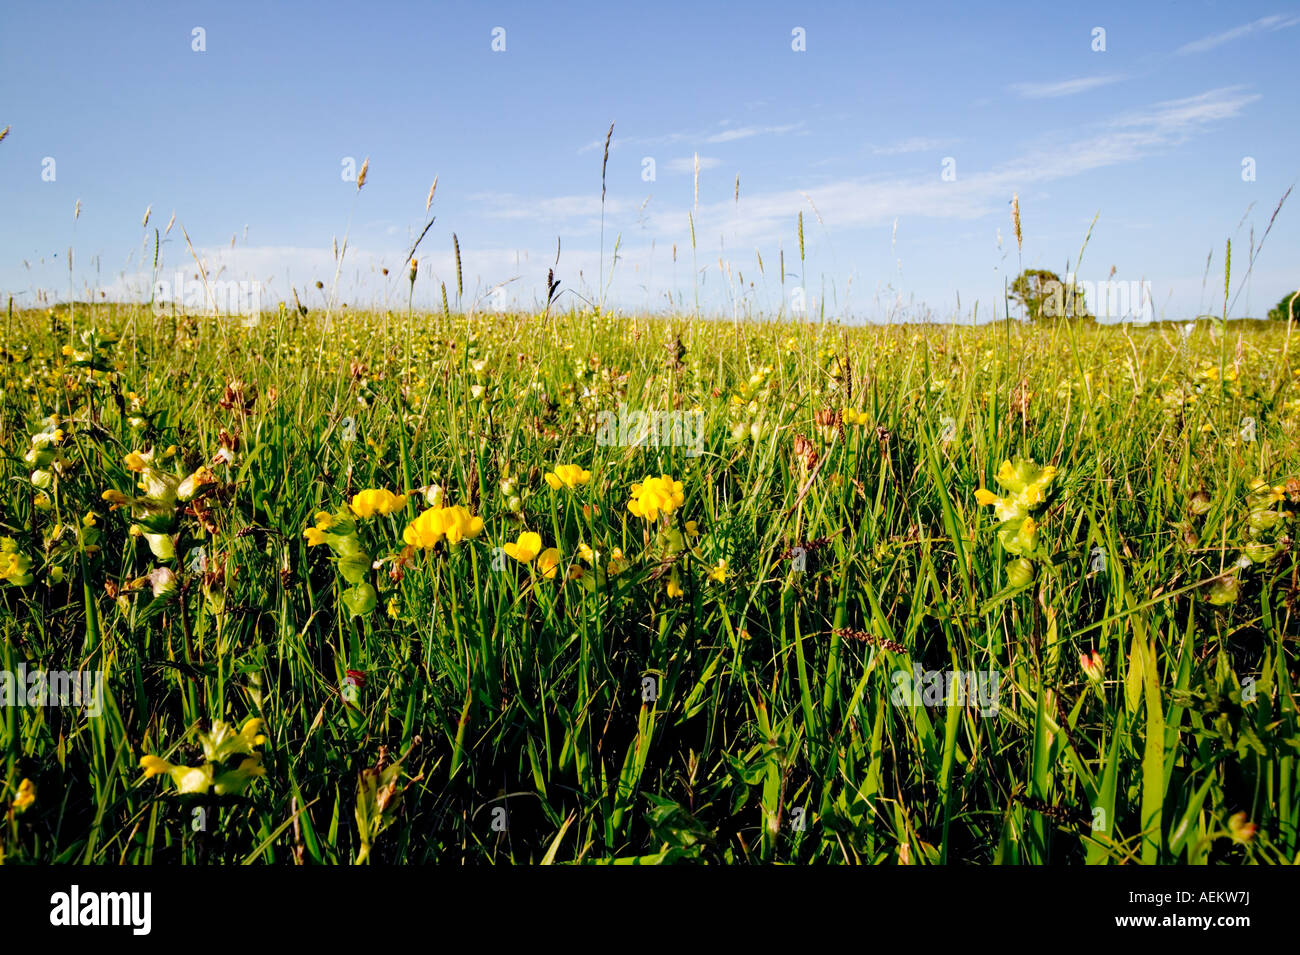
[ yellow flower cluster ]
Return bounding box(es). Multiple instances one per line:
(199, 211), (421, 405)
(974, 458), (1060, 583)
(0, 538), (34, 586)
(139, 718), (268, 796)
(627, 474), (684, 521)
(503, 531), (542, 562)
(543, 464), (591, 490)
(302, 511), (336, 546)
(11, 778), (35, 813)
(500, 531), (574, 579)
(350, 488), (409, 518)
(974, 460), (1058, 524)
(403, 505), (485, 548)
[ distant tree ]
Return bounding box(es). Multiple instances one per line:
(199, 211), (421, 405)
(1009, 268), (1093, 322)
(1267, 290), (1299, 323)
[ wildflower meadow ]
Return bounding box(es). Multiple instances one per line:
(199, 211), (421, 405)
(2, 298), (1298, 866)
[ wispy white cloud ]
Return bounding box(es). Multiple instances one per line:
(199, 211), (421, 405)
(467, 191), (632, 222)
(579, 120), (803, 152)
(869, 136), (955, 155)
(453, 87), (1260, 256)
(1176, 13), (1300, 55)
(627, 87), (1262, 249)
(665, 156), (722, 173)
(704, 123), (802, 143)
(1009, 74), (1126, 99)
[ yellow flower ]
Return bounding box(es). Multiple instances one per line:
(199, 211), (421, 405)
(503, 531), (543, 563)
(304, 526), (329, 547)
(12, 778), (35, 813)
(124, 450), (150, 472)
(666, 575), (684, 598)
(198, 718), (267, 761)
(139, 754), (214, 794)
(387, 598), (400, 619)
(537, 547), (562, 579)
(403, 506), (448, 548)
(544, 464), (592, 490)
(0, 544), (34, 586)
(350, 488), (409, 518)
(979, 459), (1058, 523)
(403, 505), (483, 548)
(101, 489), (129, 508)
(441, 505), (484, 544)
(708, 559), (728, 582)
(975, 487), (1024, 523)
(177, 466), (215, 501)
(627, 474), (685, 521)
(684, 520), (700, 537)
(314, 511), (336, 530)
(140, 745), (265, 797)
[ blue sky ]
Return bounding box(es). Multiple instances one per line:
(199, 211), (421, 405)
(1, 0), (1297, 321)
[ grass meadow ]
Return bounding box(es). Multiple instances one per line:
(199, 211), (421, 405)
(2, 296), (1299, 864)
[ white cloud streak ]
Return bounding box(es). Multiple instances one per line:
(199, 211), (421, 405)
(1176, 13), (1300, 55)
(1009, 74), (1126, 99)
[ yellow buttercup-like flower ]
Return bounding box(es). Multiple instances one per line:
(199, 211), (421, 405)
(537, 547), (562, 579)
(403, 505), (484, 548)
(12, 778), (35, 813)
(628, 474), (685, 521)
(404, 507), (449, 548)
(544, 464), (591, 490)
(350, 488), (409, 518)
(503, 531), (543, 563)
(441, 505), (484, 544)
